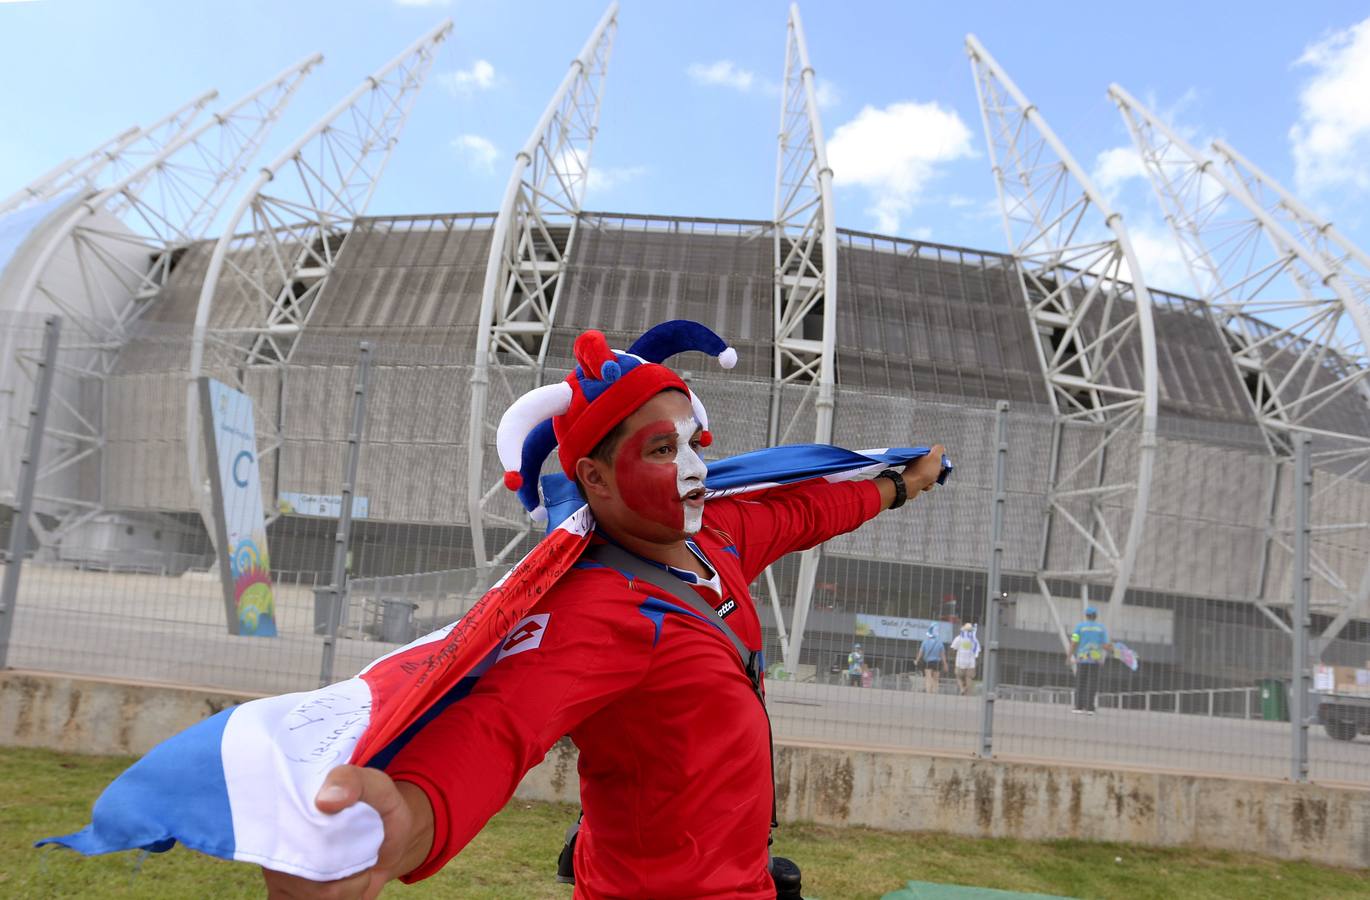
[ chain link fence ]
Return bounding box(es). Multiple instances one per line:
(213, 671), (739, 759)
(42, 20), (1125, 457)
(2, 306), (1368, 787)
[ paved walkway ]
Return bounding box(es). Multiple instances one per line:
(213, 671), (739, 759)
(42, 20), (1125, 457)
(4, 563), (1368, 785)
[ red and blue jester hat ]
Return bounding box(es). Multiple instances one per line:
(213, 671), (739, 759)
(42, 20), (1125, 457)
(496, 320), (738, 522)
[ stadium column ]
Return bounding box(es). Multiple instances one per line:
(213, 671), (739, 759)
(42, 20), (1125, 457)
(1291, 432), (1311, 783)
(0, 53), (322, 554)
(188, 22), (450, 544)
(772, 4), (839, 675)
(966, 37), (1159, 645)
(466, 3), (618, 569)
(979, 400), (1010, 758)
(1111, 86), (1370, 659)
(0, 317), (60, 670)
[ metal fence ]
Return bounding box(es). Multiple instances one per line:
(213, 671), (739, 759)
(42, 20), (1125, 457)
(1, 314), (1368, 788)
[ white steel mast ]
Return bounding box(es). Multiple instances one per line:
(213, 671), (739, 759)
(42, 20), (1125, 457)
(466, 2), (618, 568)
(1110, 85), (1370, 645)
(773, 3), (838, 674)
(0, 90), (216, 217)
(1210, 139), (1370, 651)
(2, 55), (321, 545)
(187, 21), (452, 521)
(967, 37), (1159, 637)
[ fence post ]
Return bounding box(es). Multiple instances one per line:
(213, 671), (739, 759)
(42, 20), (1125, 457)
(319, 342), (372, 688)
(1291, 432), (1311, 782)
(980, 400), (1010, 757)
(0, 316), (61, 670)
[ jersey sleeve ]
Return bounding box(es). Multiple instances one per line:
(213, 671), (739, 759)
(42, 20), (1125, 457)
(386, 590), (654, 882)
(705, 478), (882, 582)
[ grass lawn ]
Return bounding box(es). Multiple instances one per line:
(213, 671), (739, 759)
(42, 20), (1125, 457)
(3, 746), (1368, 899)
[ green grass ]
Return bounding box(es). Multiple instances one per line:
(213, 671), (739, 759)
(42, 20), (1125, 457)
(4, 746), (1369, 899)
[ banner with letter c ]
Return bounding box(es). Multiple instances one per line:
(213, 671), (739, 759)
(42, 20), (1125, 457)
(199, 377), (277, 637)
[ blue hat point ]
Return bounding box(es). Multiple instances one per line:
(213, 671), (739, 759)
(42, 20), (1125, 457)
(1085, 605), (1098, 617)
(627, 320), (737, 370)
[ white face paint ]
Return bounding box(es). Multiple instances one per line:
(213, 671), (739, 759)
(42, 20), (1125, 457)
(674, 414), (708, 534)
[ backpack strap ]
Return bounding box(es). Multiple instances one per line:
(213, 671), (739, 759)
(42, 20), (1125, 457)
(588, 543), (761, 694)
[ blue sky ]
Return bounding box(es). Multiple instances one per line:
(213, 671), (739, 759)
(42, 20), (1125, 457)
(2, 0), (1369, 296)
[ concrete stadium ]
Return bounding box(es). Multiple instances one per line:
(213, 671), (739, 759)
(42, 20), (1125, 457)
(1, 8), (1368, 787)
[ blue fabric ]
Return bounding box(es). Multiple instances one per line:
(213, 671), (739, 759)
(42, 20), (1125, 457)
(919, 635), (944, 662)
(38, 707), (236, 858)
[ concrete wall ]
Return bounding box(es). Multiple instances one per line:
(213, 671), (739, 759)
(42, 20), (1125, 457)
(4, 671), (1367, 869)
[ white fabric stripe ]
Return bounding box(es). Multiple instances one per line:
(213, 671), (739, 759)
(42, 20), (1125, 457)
(222, 678), (383, 880)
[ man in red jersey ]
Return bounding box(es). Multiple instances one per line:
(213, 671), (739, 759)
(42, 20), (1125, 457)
(263, 323), (946, 899)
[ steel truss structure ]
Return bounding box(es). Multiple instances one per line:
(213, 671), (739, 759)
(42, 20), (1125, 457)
(966, 37), (1159, 635)
(1109, 86), (1370, 647)
(3, 56), (321, 546)
(466, 2), (618, 568)
(772, 4), (838, 673)
(188, 22), (451, 521)
(0, 90), (217, 218)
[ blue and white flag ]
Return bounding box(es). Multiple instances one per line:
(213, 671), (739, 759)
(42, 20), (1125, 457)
(40, 444), (950, 880)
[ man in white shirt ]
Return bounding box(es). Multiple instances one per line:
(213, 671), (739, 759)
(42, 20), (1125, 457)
(950, 623), (979, 695)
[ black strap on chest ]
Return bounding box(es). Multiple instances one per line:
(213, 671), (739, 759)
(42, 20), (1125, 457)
(588, 543), (762, 695)
(585, 541), (780, 834)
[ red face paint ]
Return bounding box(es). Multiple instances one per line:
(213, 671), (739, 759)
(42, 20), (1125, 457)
(614, 419), (685, 531)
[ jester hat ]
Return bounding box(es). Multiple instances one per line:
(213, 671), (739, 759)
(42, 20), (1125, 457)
(496, 320), (738, 522)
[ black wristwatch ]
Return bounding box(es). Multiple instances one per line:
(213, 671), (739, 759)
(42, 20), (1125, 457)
(876, 468), (907, 510)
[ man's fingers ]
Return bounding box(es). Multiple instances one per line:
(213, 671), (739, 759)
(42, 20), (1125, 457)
(354, 767), (407, 823)
(315, 765), (367, 814)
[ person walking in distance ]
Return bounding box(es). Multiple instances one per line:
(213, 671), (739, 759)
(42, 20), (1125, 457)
(950, 623), (979, 696)
(914, 625), (946, 694)
(847, 642), (866, 688)
(1069, 605), (1112, 715)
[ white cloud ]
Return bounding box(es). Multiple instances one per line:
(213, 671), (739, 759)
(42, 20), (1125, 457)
(392, 0), (450, 6)
(827, 101), (975, 234)
(687, 60), (757, 92)
(439, 60), (497, 95)
(1290, 17), (1370, 194)
(587, 164), (649, 195)
(1119, 220), (1193, 295)
(813, 78), (840, 110)
(451, 134), (498, 173)
(1091, 145), (1147, 200)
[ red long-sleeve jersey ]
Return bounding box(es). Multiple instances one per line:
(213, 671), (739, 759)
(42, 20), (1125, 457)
(387, 478), (882, 898)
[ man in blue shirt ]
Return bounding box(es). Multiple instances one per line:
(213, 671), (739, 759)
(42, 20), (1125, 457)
(915, 626), (947, 694)
(847, 642), (866, 687)
(1069, 606), (1112, 715)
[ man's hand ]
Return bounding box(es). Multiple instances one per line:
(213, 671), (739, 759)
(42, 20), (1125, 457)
(262, 765), (435, 900)
(904, 445), (947, 494)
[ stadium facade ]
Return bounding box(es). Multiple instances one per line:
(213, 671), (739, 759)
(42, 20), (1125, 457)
(1, 6), (1368, 709)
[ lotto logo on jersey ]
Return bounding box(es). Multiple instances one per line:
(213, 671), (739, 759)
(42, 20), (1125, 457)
(715, 598), (737, 619)
(496, 613), (550, 661)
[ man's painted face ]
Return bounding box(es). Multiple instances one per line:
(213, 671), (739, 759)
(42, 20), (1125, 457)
(613, 409), (708, 535)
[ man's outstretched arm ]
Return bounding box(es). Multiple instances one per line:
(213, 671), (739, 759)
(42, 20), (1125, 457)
(711, 444), (946, 581)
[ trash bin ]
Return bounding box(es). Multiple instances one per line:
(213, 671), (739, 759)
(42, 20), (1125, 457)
(381, 599), (418, 644)
(1258, 678), (1289, 721)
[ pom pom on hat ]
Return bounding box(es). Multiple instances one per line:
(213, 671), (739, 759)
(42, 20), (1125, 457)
(573, 330), (616, 381)
(503, 471), (523, 491)
(718, 347), (738, 369)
